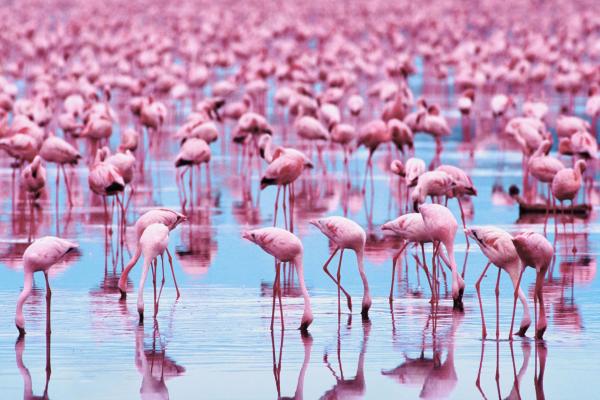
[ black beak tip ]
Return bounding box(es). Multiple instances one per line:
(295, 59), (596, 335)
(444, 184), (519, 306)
(17, 326), (25, 338)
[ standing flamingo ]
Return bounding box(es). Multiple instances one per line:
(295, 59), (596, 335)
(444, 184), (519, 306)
(242, 227), (312, 332)
(465, 227), (531, 340)
(15, 236), (78, 336)
(310, 216), (372, 318)
(418, 204), (465, 309)
(259, 139), (312, 230)
(174, 138), (211, 208)
(357, 119), (390, 193)
(511, 232), (553, 339)
(551, 159), (586, 252)
(39, 133), (81, 207)
(528, 140), (564, 233)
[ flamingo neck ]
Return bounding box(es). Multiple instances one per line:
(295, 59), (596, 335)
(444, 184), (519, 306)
(294, 255), (312, 324)
(16, 269), (34, 330)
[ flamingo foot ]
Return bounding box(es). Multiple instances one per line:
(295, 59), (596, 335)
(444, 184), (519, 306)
(516, 323), (530, 337)
(453, 298), (464, 311)
(299, 322), (310, 333)
(535, 326), (547, 340)
(16, 325), (25, 338)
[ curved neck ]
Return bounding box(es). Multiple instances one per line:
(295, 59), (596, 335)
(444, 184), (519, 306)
(15, 339), (32, 398)
(16, 269), (33, 330)
(355, 248), (371, 305)
(262, 137), (274, 163)
(294, 255), (311, 320)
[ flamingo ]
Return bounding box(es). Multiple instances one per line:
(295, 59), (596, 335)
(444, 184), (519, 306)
(382, 213), (450, 301)
(119, 208), (186, 299)
(511, 232), (553, 339)
(388, 118), (414, 155)
(259, 137), (312, 230)
(242, 227), (312, 332)
(527, 140), (565, 233)
(39, 133), (81, 207)
(418, 204), (465, 309)
(310, 216), (372, 318)
(410, 170), (454, 210)
(586, 85), (600, 136)
(551, 159), (586, 252)
(465, 227), (531, 340)
(15, 236), (78, 336)
(357, 119), (390, 193)
(135, 223), (173, 322)
(174, 138), (211, 208)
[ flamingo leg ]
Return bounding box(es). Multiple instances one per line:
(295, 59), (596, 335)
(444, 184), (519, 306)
(273, 185), (281, 227)
(322, 247), (353, 311)
(535, 270), (548, 339)
(510, 266), (526, 339)
(495, 267), (501, 340)
(165, 248), (180, 299)
(389, 242), (408, 302)
(336, 249), (345, 316)
(276, 262), (284, 331)
(475, 261), (492, 339)
(44, 271), (52, 334)
(61, 165), (74, 208)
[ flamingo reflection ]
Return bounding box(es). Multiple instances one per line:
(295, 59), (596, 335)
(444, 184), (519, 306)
(270, 331), (313, 400)
(475, 339), (546, 400)
(320, 319), (371, 399)
(135, 322), (185, 400)
(383, 307), (462, 399)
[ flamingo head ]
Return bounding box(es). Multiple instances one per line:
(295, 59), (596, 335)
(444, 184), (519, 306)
(242, 230), (259, 244)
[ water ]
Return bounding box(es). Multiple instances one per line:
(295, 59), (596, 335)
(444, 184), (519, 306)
(1, 103), (599, 399)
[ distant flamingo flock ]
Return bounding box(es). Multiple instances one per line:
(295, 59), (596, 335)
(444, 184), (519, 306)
(3, 0), (599, 354)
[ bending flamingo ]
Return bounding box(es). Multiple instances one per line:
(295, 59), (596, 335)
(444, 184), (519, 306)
(15, 236), (78, 336)
(310, 216), (372, 318)
(119, 208), (186, 299)
(511, 232), (552, 339)
(465, 227), (531, 340)
(242, 227), (312, 332)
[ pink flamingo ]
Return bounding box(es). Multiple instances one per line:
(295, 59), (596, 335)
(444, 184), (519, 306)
(310, 216), (372, 318)
(551, 159), (586, 252)
(259, 137), (312, 230)
(15, 236), (78, 336)
(135, 223), (172, 322)
(388, 118), (414, 155)
(357, 119), (391, 193)
(418, 204), (465, 309)
(586, 85), (600, 136)
(527, 139), (564, 233)
(119, 208), (186, 299)
(382, 213), (446, 301)
(174, 138), (211, 208)
(410, 170), (454, 211)
(465, 227), (531, 340)
(242, 227), (312, 332)
(39, 133), (81, 207)
(512, 232), (553, 339)
(21, 155), (46, 240)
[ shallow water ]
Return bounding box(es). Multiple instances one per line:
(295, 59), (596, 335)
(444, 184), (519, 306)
(1, 96), (599, 399)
